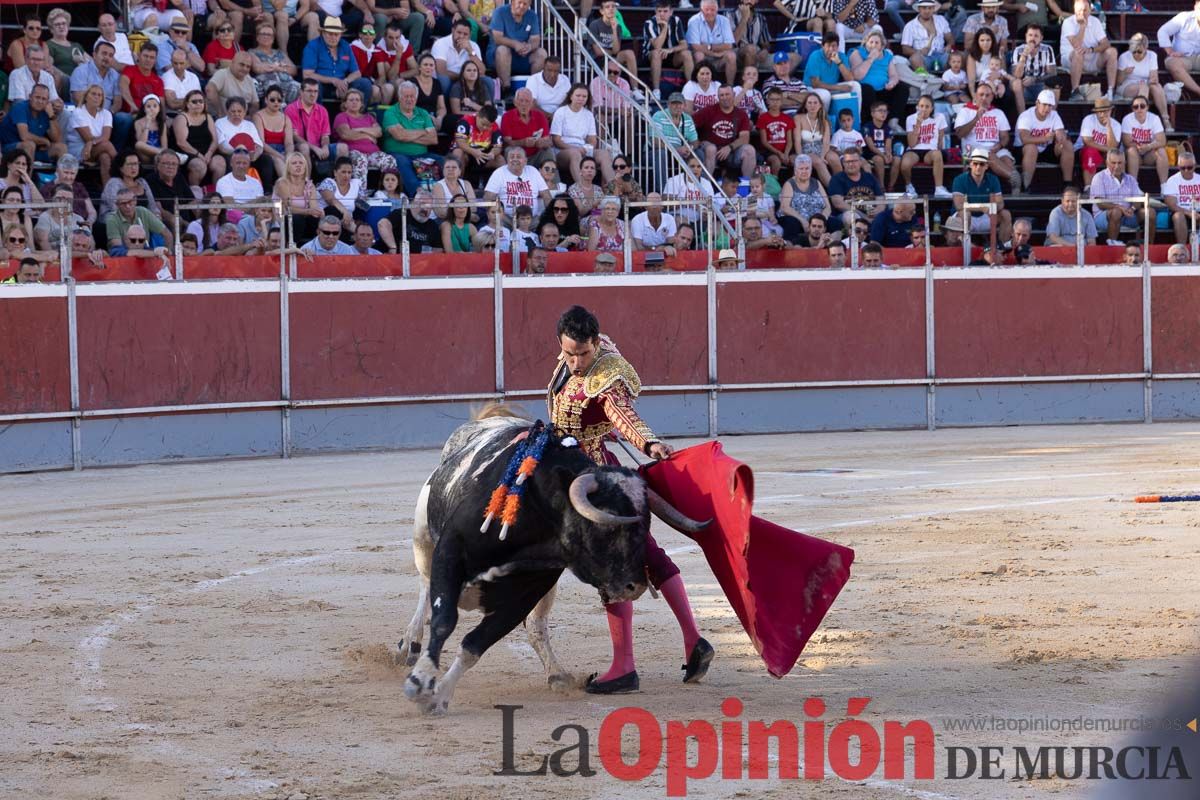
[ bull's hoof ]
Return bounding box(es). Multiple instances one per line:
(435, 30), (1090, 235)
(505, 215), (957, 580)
(398, 639), (422, 667)
(547, 672), (577, 693)
(404, 671), (436, 702)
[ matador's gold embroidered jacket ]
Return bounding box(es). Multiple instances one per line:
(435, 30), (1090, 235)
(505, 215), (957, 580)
(546, 335), (660, 465)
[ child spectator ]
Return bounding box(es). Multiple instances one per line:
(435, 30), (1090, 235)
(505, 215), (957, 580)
(830, 108), (866, 155)
(860, 101), (895, 189)
(941, 51), (969, 104)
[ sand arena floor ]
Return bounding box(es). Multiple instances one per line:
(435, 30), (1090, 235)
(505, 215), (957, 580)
(2, 422), (1199, 800)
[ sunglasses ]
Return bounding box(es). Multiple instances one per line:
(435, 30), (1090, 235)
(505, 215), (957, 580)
(613, 163), (628, 169)
(1182, 165), (1196, 170)
(9, 236), (26, 244)
(553, 206), (569, 212)
(128, 237), (146, 244)
(218, 26), (233, 33)
(319, 229), (340, 235)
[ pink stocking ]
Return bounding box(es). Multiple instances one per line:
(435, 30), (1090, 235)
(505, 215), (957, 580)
(658, 574), (701, 660)
(597, 601), (636, 681)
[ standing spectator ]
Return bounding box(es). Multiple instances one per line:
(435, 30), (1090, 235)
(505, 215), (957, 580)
(66, 85), (116, 182)
(120, 44), (164, 115)
(431, 19), (485, 93)
(1010, 23), (1061, 116)
(963, 0), (1010, 56)
(500, 88), (553, 166)
(175, 90), (226, 186)
(755, 88), (795, 176)
(1115, 34), (1168, 127)
(848, 31), (906, 135)
(382, 81), (441, 196)
(525, 56), (570, 117)
(694, 85), (755, 179)
(1158, 0), (1200, 104)
(682, 62), (722, 116)
(1061, 0), (1117, 102)
(1163, 151), (1200, 245)
(207, 52), (261, 117)
(217, 149), (266, 202)
(828, 147), (881, 232)
(287, 78), (347, 172)
(803, 32), (860, 115)
(686, 0), (738, 85)
(1045, 185), (1098, 246)
(303, 215), (359, 254)
(302, 17), (372, 101)
(489, 0), (545, 97)
(551, 84), (614, 185)
(157, 19), (205, 75)
(483, 145), (551, 220)
(0, 85), (66, 163)
(1121, 97), (1169, 185)
(642, 0), (692, 101)
(163, 49), (204, 113)
(952, 148), (1014, 244)
(95, 14), (134, 68)
(954, 83), (1018, 193)
(630, 192), (678, 253)
(203, 21), (243, 77)
(1017, 90), (1072, 192)
(1090, 149), (1149, 244)
(1077, 96), (1120, 188)
(9, 46), (64, 111)
(778, 154), (832, 242)
(249, 23), (301, 104)
(724, 0), (772, 72)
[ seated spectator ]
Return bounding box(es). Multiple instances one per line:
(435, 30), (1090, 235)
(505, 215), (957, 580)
(477, 204), (512, 252)
(662, 155), (715, 226)
(831, 0), (883, 52)
(380, 188), (442, 253)
(34, 183), (85, 253)
(448, 61), (494, 125)
(1167, 243), (1190, 265)
(158, 19), (206, 76)
(7, 15), (45, 74)
(525, 55), (569, 117)
(175, 90), (226, 186)
(203, 20), (242, 77)
(682, 61), (721, 116)
(412, 53), (448, 132)
(802, 213), (837, 248)
(1115, 34), (1168, 126)
(380, 21), (419, 90)
(128, 0), (186, 34)
(859, 241), (885, 268)
(604, 155), (644, 207)
(70, 42), (129, 147)
(352, 221), (382, 255)
(53, 155), (96, 226)
(489, 0), (545, 96)
(901, 0), (953, 76)
(513, 205), (540, 253)
(742, 216), (789, 250)
(951, 148), (1014, 245)
(273, 151), (325, 241)
(587, 0), (637, 80)
(1016, 90), (1072, 192)
(382, 80), (442, 196)
(587, 196), (625, 251)
(0, 85), (67, 163)
(568, 156), (604, 218)
(538, 221), (566, 251)
(334, 88), (398, 182)
(826, 239), (846, 267)
(350, 23), (391, 104)
(100, 151), (160, 220)
(803, 33), (861, 115)
(299, 0), (368, 41)
(0, 151), (44, 205)
(9, 46), (64, 113)
(254, 85), (296, 181)
(107, 188), (172, 253)
(833, 106), (868, 160)
(694, 85), (755, 179)
(181, 232), (201, 256)
(908, 226), (926, 251)
(1090, 149), (1150, 245)
(963, 0), (1010, 55)
(1062, 0), (1116, 102)
(302, 17), (372, 101)
(1121, 99), (1168, 186)
(249, 23), (301, 105)
(590, 63), (635, 155)
(208, 52), (261, 117)
(120, 44), (164, 115)
(432, 19), (486, 94)
(144, 150), (195, 235)
(868, 201), (916, 247)
(716, 248), (740, 269)
(1163, 151), (1200, 245)
(630, 192), (677, 253)
(0, 187), (36, 248)
(67, 84), (116, 182)
(500, 88), (553, 167)
(133, 95), (168, 166)
(900, 94), (949, 197)
(441, 194), (479, 252)
(163, 49), (204, 114)
(70, 227), (106, 268)
(526, 245), (548, 273)
(483, 145), (551, 221)
(686, 0), (737, 84)
(303, 214), (359, 254)
(1045, 185), (1098, 246)
(593, 251), (618, 272)
(1159, 0), (1200, 103)
(1010, 24), (1062, 116)
(649, 92), (698, 184)
(551, 84), (614, 185)
(1077, 96), (1120, 188)
(827, 148), (881, 232)
(286, 78), (347, 172)
(373, 0), (436, 56)
(319, 156), (364, 232)
(95, 14), (134, 68)
(674, 222), (696, 251)
(641, 0), (692, 101)
(537, 195), (585, 249)
(733, 64), (766, 118)
(216, 149), (267, 202)
(431, 156), (478, 219)
(1120, 243), (1142, 265)
(451, 103), (503, 182)
(118, 225), (170, 264)
(955, 83), (1018, 193)
(2, 256), (43, 284)
(848, 31), (906, 137)
(216, 97), (275, 185)
(724, 0), (772, 72)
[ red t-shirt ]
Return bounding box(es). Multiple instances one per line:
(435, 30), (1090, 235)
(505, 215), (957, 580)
(122, 65), (165, 111)
(694, 103), (751, 148)
(352, 41), (393, 77)
(755, 112), (795, 151)
(499, 107), (550, 156)
(202, 40), (240, 67)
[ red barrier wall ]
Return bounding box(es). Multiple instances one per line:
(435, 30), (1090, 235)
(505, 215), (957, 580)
(1152, 275), (1200, 374)
(288, 287), (495, 399)
(717, 278), (927, 383)
(0, 296), (70, 414)
(502, 284), (708, 392)
(934, 277), (1143, 378)
(76, 292), (281, 410)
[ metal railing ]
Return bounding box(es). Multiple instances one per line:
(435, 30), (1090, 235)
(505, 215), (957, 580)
(621, 198), (718, 271)
(848, 197), (931, 270)
(1076, 194), (1153, 268)
(174, 199), (289, 279)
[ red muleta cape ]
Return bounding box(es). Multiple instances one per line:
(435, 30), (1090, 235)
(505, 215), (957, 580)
(640, 441), (855, 678)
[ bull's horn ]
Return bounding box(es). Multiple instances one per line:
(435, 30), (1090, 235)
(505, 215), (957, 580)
(647, 489), (712, 534)
(568, 473), (641, 526)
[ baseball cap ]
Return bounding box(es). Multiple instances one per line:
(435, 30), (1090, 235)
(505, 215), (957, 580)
(1036, 89), (1057, 106)
(595, 252), (617, 264)
(667, 92), (685, 104)
(773, 51), (790, 64)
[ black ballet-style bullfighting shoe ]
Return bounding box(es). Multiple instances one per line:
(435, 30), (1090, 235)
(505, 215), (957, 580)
(681, 637), (715, 684)
(584, 670), (640, 694)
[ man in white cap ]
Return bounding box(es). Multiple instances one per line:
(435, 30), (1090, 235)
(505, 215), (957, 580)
(1061, 0), (1117, 101)
(951, 148), (1014, 244)
(1158, 0), (1200, 101)
(1016, 89), (1072, 191)
(963, 0), (1011, 56)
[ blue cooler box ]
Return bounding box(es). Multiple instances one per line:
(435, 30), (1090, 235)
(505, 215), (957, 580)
(775, 32), (821, 64)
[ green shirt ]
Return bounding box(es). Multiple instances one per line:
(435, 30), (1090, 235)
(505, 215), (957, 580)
(106, 206), (166, 246)
(382, 104), (434, 157)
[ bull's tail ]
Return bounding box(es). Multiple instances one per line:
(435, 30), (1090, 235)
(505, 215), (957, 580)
(473, 402), (529, 422)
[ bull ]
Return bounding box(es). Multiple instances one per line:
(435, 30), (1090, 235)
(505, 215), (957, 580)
(400, 410), (707, 714)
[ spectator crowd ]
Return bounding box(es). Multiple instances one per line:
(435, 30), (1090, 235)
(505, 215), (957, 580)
(3, 0), (1200, 275)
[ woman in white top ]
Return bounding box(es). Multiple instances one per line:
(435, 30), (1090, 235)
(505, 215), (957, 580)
(431, 155), (477, 220)
(681, 62), (721, 116)
(550, 83), (614, 186)
(318, 156), (364, 233)
(67, 84), (116, 183)
(661, 155), (715, 225)
(537, 160), (566, 215)
(1121, 100), (1169, 184)
(899, 94), (949, 197)
(1116, 33), (1170, 127)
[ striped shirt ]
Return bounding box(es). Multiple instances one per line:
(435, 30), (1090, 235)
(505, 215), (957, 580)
(650, 108), (698, 148)
(1011, 43), (1056, 82)
(641, 15), (686, 57)
(1089, 169), (1142, 211)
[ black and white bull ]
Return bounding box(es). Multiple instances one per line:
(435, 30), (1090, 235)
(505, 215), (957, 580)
(400, 412), (706, 714)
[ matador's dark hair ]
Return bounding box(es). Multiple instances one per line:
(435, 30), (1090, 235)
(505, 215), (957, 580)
(557, 305), (600, 342)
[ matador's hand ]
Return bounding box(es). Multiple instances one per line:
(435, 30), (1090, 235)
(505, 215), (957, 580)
(647, 442), (674, 460)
